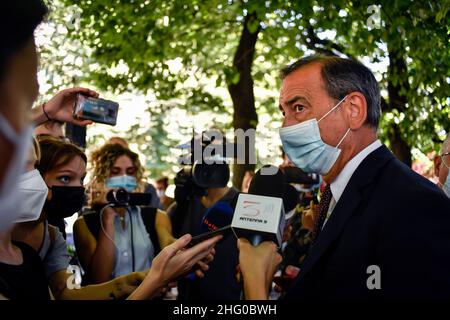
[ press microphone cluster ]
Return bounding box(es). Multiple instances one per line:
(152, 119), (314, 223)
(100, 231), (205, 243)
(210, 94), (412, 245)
(190, 165), (296, 248)
(231, 165), (287, 247)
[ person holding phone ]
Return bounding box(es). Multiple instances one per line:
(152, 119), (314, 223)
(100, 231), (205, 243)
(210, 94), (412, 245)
(12, 137), (219, 300)
(0, 0), (221, 300)
(169, 169), (242, 301)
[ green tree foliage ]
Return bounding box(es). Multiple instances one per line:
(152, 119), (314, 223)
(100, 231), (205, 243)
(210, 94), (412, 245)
(53, 0), (449, 185)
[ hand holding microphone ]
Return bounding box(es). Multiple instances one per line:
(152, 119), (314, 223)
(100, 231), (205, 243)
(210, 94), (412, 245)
(231, 165), (287, 247)
(237, 238), (282, 300)
(233, 165), (287, 299)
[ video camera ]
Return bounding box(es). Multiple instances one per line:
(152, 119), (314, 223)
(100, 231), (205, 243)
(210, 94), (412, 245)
(174, 130), (230, 201)
(279, 166), (321, 207)
(106, 188), (152, 207)
(281, 166), (320, 185)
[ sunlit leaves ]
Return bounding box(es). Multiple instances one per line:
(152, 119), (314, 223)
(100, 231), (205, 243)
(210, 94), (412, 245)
(55, 0), (449, 162)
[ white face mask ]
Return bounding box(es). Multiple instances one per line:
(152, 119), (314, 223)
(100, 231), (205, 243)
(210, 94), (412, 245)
(0, 113), (34, 231)
(156, 189), (165, 198)
(15, 169), (48, 223)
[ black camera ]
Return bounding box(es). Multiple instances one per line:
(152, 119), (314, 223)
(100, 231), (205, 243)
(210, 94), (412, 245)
(176, 161), (230, 189)
(281, 166), (320, 185)
(106, 188), (152, 207)
(174, 130), (231, 201)
(279, 166), (321, 208)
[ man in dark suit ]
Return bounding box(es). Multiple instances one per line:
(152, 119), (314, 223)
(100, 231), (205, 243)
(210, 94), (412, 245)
(237, 55), (450, 300)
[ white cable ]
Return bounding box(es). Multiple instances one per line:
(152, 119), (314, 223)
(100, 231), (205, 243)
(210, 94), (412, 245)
(99, 204), (120, 251)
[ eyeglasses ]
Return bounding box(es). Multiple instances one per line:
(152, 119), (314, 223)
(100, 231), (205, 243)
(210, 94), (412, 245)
(441, 152), (450, 168)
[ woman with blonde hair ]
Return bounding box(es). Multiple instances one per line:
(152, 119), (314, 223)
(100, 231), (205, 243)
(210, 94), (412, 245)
(74, 143), (175, 284)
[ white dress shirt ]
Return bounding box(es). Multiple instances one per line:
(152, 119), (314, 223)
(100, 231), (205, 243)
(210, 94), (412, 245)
(323, 139), (382, 227)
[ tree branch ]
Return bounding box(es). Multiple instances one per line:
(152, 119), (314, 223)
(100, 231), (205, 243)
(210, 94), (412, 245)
(305, 23), (358, 61)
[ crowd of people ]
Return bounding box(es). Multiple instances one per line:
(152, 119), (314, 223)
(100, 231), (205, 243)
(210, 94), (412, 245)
(0, 1), (449, 301)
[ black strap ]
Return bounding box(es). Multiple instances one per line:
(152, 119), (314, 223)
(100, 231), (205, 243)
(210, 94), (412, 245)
(139, 206), (161, 254)
(83, 209), (101, 242)
(43, 225), (56, 262)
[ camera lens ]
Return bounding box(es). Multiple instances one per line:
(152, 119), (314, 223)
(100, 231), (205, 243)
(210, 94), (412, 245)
(106, 188), (130, 206)
(115, 188), (129, 204)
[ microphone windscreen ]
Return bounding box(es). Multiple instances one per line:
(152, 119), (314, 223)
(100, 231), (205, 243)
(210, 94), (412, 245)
(200, 201), (234, 233)
(248, 165), (286, 199)
(283, 183), (299, 213)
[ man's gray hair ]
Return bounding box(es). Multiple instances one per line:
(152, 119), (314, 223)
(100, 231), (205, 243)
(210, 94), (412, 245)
(280, 55), (381, 128)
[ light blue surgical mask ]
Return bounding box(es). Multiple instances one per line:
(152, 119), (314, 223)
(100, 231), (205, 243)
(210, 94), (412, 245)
(279, 96), (350, 175)
(106, 175), (137, 192)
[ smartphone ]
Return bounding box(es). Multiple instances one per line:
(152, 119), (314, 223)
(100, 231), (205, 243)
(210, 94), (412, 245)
(188, 225), (231, 247)
(73, 93), (119, 126)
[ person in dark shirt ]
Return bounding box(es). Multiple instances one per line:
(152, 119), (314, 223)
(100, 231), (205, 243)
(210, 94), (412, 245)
(169, 185), (242, 300)
(0, 242), (50, 300)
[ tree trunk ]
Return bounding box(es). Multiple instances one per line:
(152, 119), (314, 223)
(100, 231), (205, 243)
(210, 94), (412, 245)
(227, 12), (260, 189)
(387, 123), (412, 166)
(385, 37), (412, 166)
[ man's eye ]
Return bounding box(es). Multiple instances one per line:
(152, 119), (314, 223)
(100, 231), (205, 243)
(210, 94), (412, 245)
(294, 105), (305, 112)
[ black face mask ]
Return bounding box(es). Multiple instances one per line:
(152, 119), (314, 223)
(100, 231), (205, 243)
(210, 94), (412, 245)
(44, 186), (86, 219)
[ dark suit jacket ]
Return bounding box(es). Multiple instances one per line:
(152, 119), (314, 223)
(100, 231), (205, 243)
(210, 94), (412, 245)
(284, 145), (450, 300)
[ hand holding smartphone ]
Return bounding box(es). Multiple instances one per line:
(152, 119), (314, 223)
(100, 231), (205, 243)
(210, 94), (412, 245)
(188, 225), (231, 247)
(73, 93), (119, 126)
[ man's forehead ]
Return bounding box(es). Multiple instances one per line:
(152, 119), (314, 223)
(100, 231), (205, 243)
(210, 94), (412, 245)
(279, 62), (324, 102)
(279, 84), (314, 102)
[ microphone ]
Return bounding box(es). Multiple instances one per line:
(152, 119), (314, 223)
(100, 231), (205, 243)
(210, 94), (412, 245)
(248, 165), (285, 198)
(200, 200), (234, 233)
(248, 167), (299, 219)
(232, 165), (286, 247)
(187, 199), (237, 248)
(283, 184), (299, 221)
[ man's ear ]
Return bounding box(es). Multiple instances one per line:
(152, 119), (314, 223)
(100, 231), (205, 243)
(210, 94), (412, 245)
(434, 154), (442, 178)
(345, 92), (368, 130)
